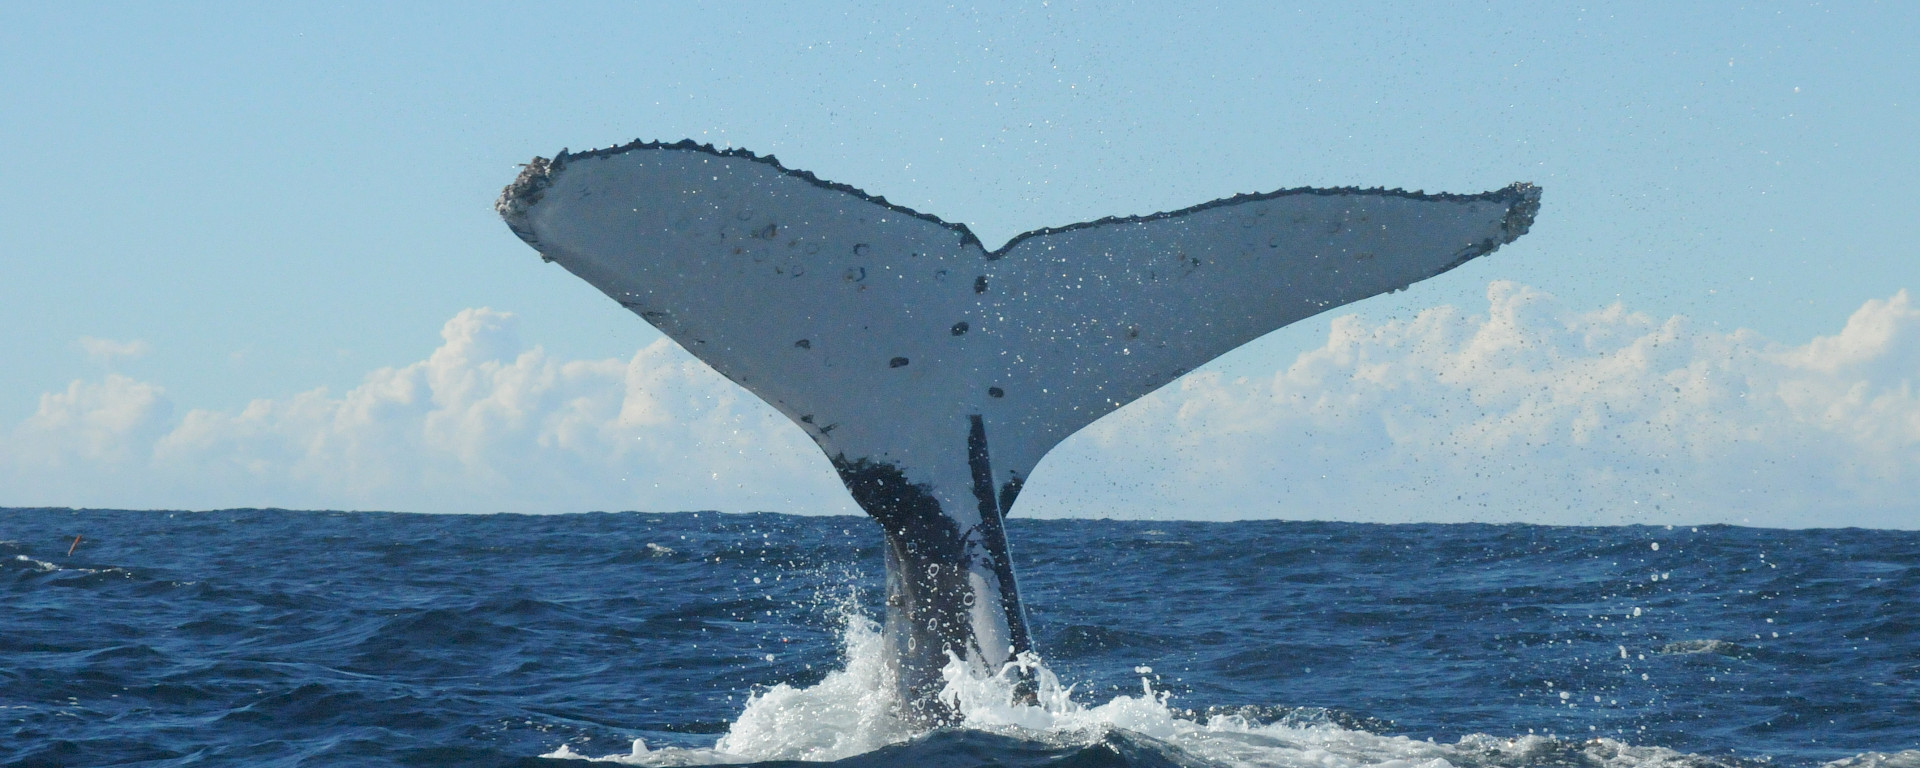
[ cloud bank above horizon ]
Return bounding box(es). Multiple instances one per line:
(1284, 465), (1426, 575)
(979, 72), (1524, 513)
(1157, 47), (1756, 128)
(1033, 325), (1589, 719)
(5, 282), (1917, 529)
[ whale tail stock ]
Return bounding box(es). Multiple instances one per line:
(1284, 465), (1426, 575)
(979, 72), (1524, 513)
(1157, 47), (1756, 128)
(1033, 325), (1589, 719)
(497, 139), (1540, 724)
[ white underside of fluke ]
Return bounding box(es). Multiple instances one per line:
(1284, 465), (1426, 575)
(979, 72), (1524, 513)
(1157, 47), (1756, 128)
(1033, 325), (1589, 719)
(502, 142), (1536, 519)
(498, 138), (1540, 711)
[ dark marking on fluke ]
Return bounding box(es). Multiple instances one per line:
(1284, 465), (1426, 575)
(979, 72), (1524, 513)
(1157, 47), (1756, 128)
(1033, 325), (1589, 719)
(967, 415), (1035, 703)
(997, 474), (1025, 517)
(495, 137), (1543, 727)
(830, 454), (979, 721)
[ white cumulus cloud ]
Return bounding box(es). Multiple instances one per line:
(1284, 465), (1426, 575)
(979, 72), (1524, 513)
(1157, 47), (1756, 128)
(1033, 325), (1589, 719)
(1026, 282), (1920, 528)
(5, 288), (1919, 528)
(4, 309), (851, 514)
(7, 375), (174, 472)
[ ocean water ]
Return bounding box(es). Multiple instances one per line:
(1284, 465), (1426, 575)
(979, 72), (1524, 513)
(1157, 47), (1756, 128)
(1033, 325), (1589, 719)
(2, 508), (1916, 768)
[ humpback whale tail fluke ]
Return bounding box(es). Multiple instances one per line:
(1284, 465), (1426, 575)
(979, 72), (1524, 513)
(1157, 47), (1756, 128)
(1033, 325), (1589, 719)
(497, 139), (1540, 724)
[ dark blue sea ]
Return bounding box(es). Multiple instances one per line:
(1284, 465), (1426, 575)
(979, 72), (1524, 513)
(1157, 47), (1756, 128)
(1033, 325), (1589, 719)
(3, 508), (1916, 767)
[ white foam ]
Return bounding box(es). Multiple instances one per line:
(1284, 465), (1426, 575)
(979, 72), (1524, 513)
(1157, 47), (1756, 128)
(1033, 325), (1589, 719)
(1826, 752), (1920, 768)
(543, 611), (1910, 767)
(542, 614), (913, 765)
(710, 613), (914, 761)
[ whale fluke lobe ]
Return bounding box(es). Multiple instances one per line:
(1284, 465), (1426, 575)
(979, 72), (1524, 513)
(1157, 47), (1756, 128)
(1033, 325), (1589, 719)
(497, 139), (1540, 723)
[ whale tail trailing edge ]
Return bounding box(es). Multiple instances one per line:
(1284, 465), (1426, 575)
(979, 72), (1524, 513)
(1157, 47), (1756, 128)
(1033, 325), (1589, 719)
(498, 139), (1540, 722)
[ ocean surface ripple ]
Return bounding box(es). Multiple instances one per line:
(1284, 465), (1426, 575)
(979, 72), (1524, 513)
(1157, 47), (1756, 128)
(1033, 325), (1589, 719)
(2, 508), (1915, 767)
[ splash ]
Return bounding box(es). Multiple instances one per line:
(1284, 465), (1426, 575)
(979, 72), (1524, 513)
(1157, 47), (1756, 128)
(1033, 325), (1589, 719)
(710, 614), (914, 761)
(542, 612), (916, 765)
(540, 609), (1920, 767)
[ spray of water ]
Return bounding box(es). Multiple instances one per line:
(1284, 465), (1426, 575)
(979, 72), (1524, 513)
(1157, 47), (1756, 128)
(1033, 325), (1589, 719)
(543, 610), (1920, 768)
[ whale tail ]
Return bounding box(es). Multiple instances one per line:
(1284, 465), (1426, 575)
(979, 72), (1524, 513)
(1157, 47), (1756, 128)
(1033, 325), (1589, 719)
(498, 140), (1540, 723)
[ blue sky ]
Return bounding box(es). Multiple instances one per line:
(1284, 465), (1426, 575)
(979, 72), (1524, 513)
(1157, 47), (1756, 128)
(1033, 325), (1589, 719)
(4, 2), (1918, 526)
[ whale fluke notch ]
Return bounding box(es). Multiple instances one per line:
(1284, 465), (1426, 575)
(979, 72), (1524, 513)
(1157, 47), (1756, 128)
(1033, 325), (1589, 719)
(498, 139), (1540, 724)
